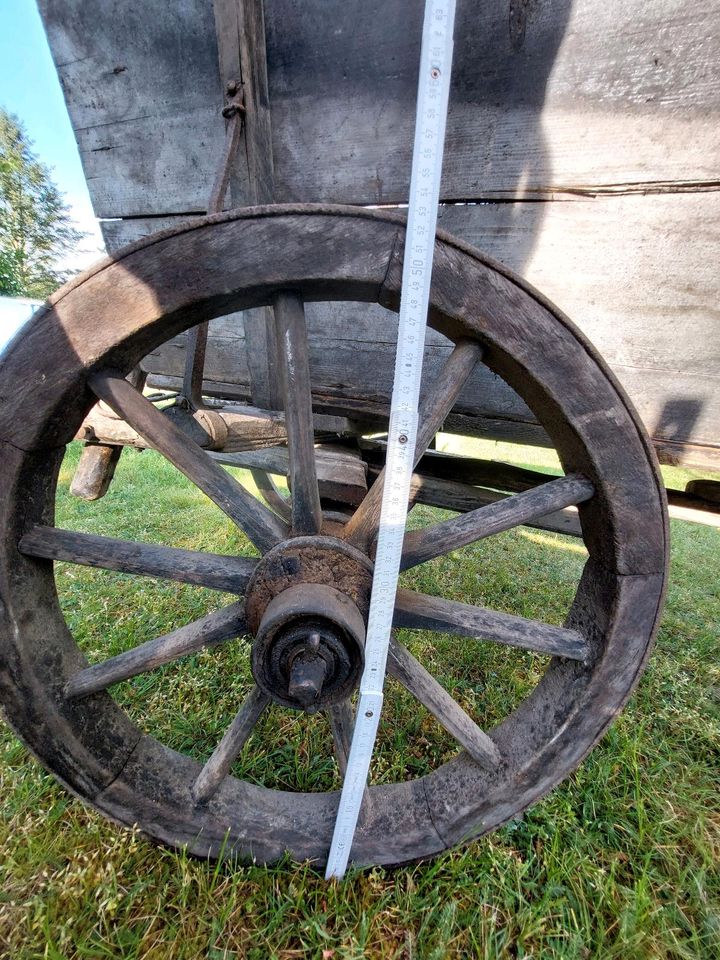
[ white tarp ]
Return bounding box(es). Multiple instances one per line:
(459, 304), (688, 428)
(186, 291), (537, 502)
(0, 296), (42, 356)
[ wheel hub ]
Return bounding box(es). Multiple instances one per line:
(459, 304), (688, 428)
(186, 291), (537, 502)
(245, 537), (373, 711)
(252, 584), (366, 711)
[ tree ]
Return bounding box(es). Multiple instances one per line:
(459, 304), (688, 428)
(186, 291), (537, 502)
(0, 109), (83, 299)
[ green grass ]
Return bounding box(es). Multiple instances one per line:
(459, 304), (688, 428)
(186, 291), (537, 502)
(1, 440), (718, 959)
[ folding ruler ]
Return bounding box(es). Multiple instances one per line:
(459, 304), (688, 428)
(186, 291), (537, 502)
(325, 0), (458, 880)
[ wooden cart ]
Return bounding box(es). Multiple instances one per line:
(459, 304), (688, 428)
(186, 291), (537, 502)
(0, 0), (717, 867)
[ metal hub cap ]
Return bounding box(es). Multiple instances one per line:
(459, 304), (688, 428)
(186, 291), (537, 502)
(251, 584), (366, 711)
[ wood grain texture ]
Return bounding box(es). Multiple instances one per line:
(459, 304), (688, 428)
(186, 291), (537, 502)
(0, 210), (669, 867)
(387, 637), (501, 769)
(102, 190), (720, 463)
(212, 445), (368, 507)
(19, 525), (256, 593)
(192, 685), (270, 803)
(65, 601), (248, 698)
(37, 0), (229, 218)
(273, 292), (322, 534)
(69, 443), (123, 500)
(0, 206), (666, 574)
(264, 0), (720, 203)
(214, 0), (280, 407)
(406, 471), (584, 538)
(437, 196), (720, 453)
(394, 589), (588, 661)
(327, 700), (354, 779)
(89, 369), (289, 552)
(343, 340), (482, 549)
(251, 469), (292, 520)
(401, 474), (594, 569)
(40, 0), (720, 216)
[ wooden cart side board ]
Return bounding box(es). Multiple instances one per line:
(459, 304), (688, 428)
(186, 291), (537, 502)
(101, 190), (720, 469)
(38, 0), (720, 467)
(38, 0), (720, 217)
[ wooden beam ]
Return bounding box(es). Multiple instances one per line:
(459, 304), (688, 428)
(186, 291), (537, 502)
(213, 0), (279, 409)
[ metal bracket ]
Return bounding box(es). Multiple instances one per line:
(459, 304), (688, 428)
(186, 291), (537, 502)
(181, 80), (247, 409)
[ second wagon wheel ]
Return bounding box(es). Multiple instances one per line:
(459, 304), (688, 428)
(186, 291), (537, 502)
(0, 205), (668, 867)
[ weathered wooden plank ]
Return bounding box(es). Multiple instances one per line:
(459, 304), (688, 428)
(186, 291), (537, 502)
(212, 446), (368, 507)
(100, 216), (201, 252)
(65, 601), (248, 697)
(273, 292), (322, 534)
(214, 0), (280, 408)
(437, 195), (720, 383)
(69, 443), (123, 500)
(265, 0), (720, 203)
(37, 0), (229, 218)
(213, 0), (274, 206)
(100, 192), (720, 460)
(43, 0), (720, 217)
(406, 471), (584, 538)
(327, 700), (354, 778)
(19, 526), (256, 593)
(100, 194), (720, 394)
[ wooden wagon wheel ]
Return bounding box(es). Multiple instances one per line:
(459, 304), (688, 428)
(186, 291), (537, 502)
(0, 205), (668, 868)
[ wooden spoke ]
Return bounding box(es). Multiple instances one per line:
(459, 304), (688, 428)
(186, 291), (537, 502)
(251, 469), (292, 521)
(273, 292), (322, 535)
(401, 474), (595, 569)
(89, 370), (289, 552)
(393, 589), (588, 660)
(387, 637), (500, 769)
(65, 601), (247, 698)
(327, 700), (371, 813)
(192, 685), (270, 804)
(19, 525), (256, 594)
(327, 699), (356, 777)
(405, 472), (584, 538)
(344, 340), (482, 549)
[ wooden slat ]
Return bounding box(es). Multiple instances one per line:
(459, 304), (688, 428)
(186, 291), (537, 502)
(438, 196), (720, 381)
(89, 370), (289, 552)
(407, 472), (584, 538)
(19, 526), (256, 593)
(387, 637), (500, 769)
(393, 589), (588, 661)
(327, 700), (355, 778)
(213, 446), (368, 507)
(99, 193), (720, 464)
(44, 1), (720, 217)
(264, 0), (720, 203)
(38, 0), (230, 218)
(69, 443), (122, 501)
(400, 474), (594, 569)
(214, 0), (280, 408)
(273, 292), (322, 534)
(326, 700), (371, 814)
(251, 470), (292, 520)
(192, 685), (270, 803)
(213, 0), (274, 206)
(65, 601), (247, 697)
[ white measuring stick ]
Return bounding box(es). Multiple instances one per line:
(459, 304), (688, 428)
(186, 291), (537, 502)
(325, 0), (457, 880)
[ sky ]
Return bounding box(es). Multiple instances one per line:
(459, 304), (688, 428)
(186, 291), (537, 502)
(0, 0), (106, 271)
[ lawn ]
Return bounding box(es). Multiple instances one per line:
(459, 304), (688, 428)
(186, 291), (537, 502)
(0, 440), (718, 959)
